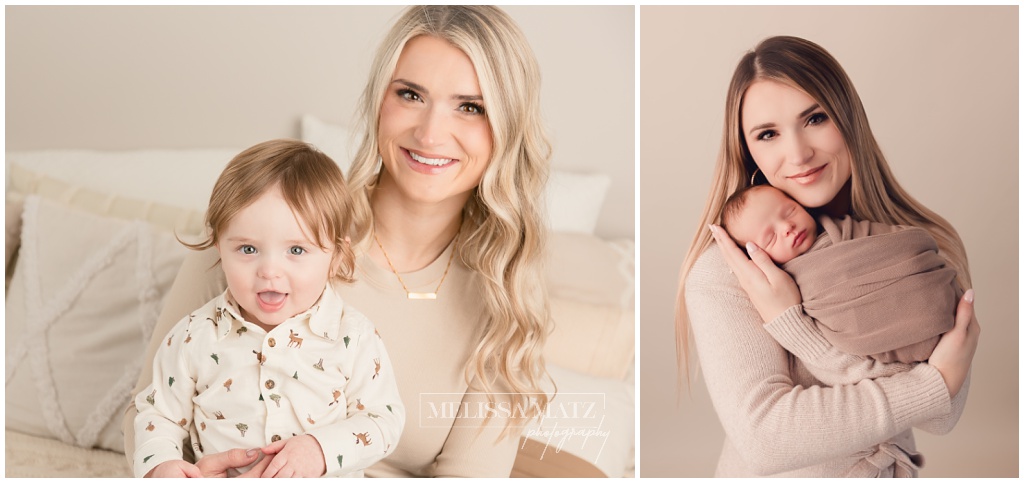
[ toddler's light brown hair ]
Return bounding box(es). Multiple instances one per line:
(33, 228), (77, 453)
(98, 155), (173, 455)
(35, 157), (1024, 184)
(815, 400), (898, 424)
(183, 139), (355, 282)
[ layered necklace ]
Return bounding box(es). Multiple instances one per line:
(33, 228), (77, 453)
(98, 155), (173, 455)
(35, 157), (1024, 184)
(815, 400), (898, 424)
(372, 228), (460, 300)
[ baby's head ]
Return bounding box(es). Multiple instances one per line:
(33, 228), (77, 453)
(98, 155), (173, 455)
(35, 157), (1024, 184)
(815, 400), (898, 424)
(721, 185), (817, 264)
(185, 139), (355, 330)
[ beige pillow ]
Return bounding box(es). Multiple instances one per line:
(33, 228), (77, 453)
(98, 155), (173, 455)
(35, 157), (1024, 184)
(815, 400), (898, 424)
(545, 297), (634, 380)
(546, 232), (634, 310)
(8, 163), (205, 236)
(5, 196), (187, 452)
(5, 429), (132, 477)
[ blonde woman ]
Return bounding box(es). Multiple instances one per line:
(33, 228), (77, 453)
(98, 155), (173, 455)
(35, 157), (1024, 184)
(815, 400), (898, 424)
(678, 36), (980, 477)
(123, 6), (551, 477)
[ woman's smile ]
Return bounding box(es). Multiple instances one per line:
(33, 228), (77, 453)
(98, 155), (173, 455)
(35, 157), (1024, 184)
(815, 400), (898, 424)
(788, 164), (827, 185)
(403, 147), (459, 174)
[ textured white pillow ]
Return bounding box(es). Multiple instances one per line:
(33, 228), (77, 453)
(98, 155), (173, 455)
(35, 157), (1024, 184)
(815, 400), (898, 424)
(299, 115), (612, 234)
(521, 363), (635, 477)
(5, 196), (188, 452)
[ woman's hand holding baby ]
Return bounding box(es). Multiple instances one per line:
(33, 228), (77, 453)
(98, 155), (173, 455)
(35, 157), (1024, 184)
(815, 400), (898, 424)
(710, 224), (802, 323)
(929, 289), (981, 397)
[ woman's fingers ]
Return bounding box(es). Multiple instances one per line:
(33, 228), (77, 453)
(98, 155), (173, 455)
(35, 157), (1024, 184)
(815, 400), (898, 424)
(929, 289), (980, 397)
(195, 448), (261, 477)
(235, 453), (273, 478)
(744, 242), (776, 275)
(709, 225), (763, 281)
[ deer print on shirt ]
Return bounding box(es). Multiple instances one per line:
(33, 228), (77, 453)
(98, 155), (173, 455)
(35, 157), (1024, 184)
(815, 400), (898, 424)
(288, 329), (303, 348)
(353, 432), (372, 446)
(329, 389), (342, 406)
(373, 358), (381, 379)
(253, 350), (266, 366)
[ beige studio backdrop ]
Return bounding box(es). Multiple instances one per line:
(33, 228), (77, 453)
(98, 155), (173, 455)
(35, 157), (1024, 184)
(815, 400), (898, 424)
(5, 5), (634, 240)
(639, 5), (1017, 478)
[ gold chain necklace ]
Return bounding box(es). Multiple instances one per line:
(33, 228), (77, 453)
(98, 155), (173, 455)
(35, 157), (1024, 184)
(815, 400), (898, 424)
(372, 229), (459, 300)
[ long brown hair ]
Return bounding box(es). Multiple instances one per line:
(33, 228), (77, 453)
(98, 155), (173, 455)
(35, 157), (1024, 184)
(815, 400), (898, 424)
(676, 36), (971, 380)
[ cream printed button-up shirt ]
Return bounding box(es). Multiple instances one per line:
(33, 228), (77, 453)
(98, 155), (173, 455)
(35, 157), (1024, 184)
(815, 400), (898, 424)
(133, 283), (404, 477)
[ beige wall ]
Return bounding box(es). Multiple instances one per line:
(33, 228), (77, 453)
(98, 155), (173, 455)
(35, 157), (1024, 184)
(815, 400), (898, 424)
(639, 6), (1017, 477)
(5, 5), (634, 239)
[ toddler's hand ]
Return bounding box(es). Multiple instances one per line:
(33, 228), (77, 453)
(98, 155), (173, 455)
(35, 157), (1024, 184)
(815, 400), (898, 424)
(259, 434), (326, 478)
(147, 459), (202, 478)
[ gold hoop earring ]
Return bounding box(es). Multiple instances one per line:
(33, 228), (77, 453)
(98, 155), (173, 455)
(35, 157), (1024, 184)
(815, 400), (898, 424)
(750, 168), (761, 185)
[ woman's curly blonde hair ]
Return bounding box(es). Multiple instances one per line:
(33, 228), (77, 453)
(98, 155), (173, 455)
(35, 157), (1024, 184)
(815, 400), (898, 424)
(346, 6), (553, 432)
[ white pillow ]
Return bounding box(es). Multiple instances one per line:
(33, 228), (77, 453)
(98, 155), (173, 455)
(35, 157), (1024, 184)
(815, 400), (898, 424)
(299, 115), (611, 234)
(543, 170), (611, 235)
(300, 114), (357, 174)
(5, 196), (188, 452)
(521, 363), (635, 478)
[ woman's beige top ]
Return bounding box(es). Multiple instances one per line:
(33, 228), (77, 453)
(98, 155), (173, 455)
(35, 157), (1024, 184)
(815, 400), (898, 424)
(684, 245), (969, 477)
(123, 242), (521, 477)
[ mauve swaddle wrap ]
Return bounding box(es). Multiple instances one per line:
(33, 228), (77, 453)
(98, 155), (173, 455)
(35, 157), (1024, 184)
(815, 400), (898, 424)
(782, 215), (959, 364)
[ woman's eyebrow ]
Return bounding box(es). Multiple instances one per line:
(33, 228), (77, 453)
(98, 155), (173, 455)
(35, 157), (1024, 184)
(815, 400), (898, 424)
(747, 121), (774, 135)
(392, 79), (428, 94)
(747, 103), (822, 135)
(799, 103), (821, 118)
(392, 79), (482, 103)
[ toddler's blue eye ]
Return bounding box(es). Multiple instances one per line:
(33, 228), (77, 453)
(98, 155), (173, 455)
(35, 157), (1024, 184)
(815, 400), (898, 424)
(289, 246), (306, 256)
(240, 245), (256, 255)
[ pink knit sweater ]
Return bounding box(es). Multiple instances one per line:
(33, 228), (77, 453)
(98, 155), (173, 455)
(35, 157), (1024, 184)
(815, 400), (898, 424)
(684, 245), (969, 477)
